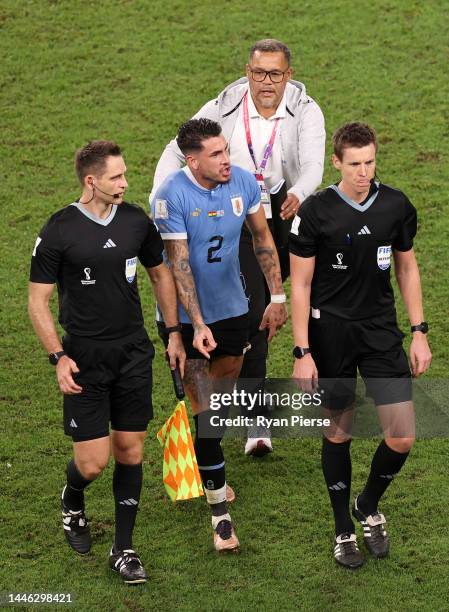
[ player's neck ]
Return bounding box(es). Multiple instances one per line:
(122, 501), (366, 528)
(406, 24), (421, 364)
(79, 193), (114, 219)
(337, 181), (370, 204)
(189, 168), (219, 191)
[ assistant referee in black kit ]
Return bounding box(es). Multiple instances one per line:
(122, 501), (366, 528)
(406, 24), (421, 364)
(289, 123), (431, 569)
(28, 141), (185, 584)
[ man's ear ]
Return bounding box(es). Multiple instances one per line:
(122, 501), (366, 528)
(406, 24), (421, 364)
(85, 174), (95, 189)
(186, 154), (199, 171)
(332, 154), (342, 171)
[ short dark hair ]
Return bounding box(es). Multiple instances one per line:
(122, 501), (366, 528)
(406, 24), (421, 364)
(176, 118), (222, 155)
(333, 123), (378, 160)
(74, 140), (122, 184)
(249, 39), (291, 65)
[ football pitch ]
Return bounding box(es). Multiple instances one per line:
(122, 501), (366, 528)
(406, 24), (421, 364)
(1, 0), (448, 610)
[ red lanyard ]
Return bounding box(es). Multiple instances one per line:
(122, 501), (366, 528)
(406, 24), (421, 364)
(242, 91), (281, 175)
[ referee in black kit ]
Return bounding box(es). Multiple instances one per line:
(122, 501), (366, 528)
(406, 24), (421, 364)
(28, 141), (185, 584)
(289, 123), (431, 569)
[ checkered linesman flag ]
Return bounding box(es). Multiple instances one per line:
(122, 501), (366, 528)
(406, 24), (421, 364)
(156, 401), (204, 501)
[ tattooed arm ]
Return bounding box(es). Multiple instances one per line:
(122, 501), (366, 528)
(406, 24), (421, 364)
(164, 239), (217, 359)
(245, 207), (288, 341)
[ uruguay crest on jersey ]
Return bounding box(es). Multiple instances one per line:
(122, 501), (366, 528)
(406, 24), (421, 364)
(231, 195), (244, 217)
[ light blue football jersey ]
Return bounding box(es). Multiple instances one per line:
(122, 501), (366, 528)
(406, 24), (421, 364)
(151, 165), (260, 324)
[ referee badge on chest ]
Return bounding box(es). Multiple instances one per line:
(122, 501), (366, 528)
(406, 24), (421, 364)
(231, 196), (244, 217)
(377, 245), (392, 270)
(125, 257), (137, 283)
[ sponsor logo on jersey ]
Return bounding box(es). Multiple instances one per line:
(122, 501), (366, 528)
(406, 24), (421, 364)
(125, 257), (137, 283)
(208, 209), (224, 218)
(103, 239), (116, 248)
(377, 245), (392, 270)
(155, 199), (169, 219)
(32, 236), (42, 257)
(81, 267), (96, 285)
(290, 216), (301, 236)
(332, 253), (348, 270)
(231, 196), (244, 217)
(357, 225), (371, 235)
(191, 207), (201, 217)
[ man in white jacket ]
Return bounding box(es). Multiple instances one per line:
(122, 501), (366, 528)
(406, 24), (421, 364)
(151, 39), (325, 456)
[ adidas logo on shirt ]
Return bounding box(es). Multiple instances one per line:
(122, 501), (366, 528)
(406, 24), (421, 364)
(70, 419), (78, 428)
(103, 239), (117, 248)
(357, 225), (371, 235)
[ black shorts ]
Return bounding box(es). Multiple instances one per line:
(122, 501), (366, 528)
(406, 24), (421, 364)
(62, 328), (154, 442)
(309, 309), (412, 409)
(158, 313), (249, 360)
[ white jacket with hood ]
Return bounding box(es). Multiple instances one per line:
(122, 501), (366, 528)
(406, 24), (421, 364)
(150, 77), (325, 204)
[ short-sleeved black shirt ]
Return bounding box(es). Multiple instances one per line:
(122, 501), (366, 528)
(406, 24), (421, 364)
(288, 182), (417, 320)
(30, 202), (164, 340)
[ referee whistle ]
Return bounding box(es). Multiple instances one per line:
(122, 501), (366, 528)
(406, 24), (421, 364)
(165, 352), (185, 400)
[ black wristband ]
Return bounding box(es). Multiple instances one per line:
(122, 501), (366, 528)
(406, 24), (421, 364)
(164, 324), (182, 336)
(292, 346), (311, 359)
(411, 321), (428, 334)
(49, 350), (67, 366)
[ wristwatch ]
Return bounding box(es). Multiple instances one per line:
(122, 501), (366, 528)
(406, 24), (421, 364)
(49, 350), (67, 365)
(164, 324), (182, 336)
(292, 346), (311, 359)
(411, 322), (429, 334)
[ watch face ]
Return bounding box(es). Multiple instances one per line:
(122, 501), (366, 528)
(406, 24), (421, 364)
(49, 351), (65, 365)
(293, 347), (310, 358)
(412, 322), (428, 334)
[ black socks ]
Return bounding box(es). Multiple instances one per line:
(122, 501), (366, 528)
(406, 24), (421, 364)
(194, 415), (228, 517)
(63, 459), (94, 511)
(321, 437), (354, 536)
(322, 437), (411, 535)
(113, 462), (143, 551)
(358, 440), (410, 515)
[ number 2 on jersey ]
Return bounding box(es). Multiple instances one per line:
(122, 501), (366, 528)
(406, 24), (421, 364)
(207, 235), (223, 263)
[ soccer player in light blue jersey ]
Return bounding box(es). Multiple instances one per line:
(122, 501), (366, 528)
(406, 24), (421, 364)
(151, 118), (287, 552)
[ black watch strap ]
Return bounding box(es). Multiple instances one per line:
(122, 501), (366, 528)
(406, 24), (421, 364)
(49, 350), (66, 365)
(165, 324), (182, 336)
(292, 346), (311, 359)
(411, 321), (428, 334)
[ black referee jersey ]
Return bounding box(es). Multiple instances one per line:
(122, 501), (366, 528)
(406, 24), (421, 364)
(288, 181), (417, 320)
(30, 201), (164, 340)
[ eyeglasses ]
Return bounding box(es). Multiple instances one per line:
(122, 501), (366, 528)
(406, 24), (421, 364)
(249, 68), (289, 84)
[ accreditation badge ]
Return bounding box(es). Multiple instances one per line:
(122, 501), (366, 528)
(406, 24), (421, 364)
(125, 257), (137, 283)
(255, 173), (271, 219)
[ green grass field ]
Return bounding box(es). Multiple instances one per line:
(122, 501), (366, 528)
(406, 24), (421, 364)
(1, 0), (448, 610)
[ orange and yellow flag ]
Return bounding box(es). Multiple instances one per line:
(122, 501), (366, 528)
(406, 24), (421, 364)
(156, 401), (204, 502)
